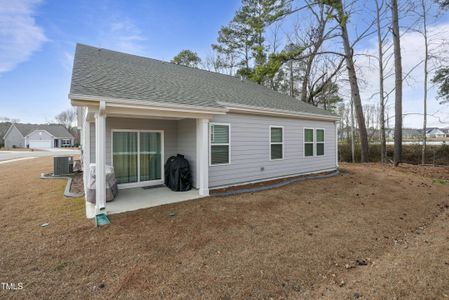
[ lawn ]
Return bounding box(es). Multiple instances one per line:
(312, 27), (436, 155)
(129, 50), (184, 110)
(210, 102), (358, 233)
(0, 157), (449, 299)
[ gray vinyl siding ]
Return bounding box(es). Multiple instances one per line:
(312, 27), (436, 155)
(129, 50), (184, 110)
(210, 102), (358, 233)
(27, 130), (54, 143)
(4, 125), (25, 148)
(208, 113), (337, 188)
(177, 119), (197, 188)
(85, 113), (336, 189)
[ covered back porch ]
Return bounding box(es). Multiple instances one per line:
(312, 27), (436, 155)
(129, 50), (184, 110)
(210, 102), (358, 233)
(77, 100), (217, 218)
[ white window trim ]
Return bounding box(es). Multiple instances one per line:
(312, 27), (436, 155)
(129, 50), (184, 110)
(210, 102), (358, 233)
(315, 128), (325, 156)
(61, 139), (71, 146)
(111, 129), (165, 189)
(303, 127), (315, 157)
(269, 125), (284, 160)
(209, 122), (231, 166)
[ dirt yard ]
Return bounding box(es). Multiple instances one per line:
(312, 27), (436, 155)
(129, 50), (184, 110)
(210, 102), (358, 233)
(0, 158), (448, 299)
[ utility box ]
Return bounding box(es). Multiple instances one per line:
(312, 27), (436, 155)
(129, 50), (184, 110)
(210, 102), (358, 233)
(54, 156), (73, 175)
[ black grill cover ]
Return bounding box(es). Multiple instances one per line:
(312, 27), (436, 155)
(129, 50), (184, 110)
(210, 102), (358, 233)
(164, 154), (192, 191)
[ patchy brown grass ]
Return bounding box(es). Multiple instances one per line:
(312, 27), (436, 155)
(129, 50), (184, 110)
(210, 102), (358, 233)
(0, 158), (448, 299)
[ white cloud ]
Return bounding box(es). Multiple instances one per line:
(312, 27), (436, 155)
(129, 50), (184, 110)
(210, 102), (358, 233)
(0, 0), (47, 73)
(353, 22), (449, 128)
(97, 18), (146, 55)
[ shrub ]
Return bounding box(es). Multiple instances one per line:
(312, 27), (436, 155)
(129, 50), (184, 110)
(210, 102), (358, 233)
(339, 143), (449, 165)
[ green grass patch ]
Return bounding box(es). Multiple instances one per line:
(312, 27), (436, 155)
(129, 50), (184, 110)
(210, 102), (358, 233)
(432, 179), (448, 185)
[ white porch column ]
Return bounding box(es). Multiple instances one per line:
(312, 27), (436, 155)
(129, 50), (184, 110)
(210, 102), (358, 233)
(95, 101), (107, 212)
(196, 118), (209, 196)
(83, 120), (90, 194)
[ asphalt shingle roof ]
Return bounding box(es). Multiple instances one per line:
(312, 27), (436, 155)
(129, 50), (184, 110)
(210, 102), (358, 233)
(13, 123), (74, 138)
(70, 44), (336, 117)
(0, 122), (11, 139)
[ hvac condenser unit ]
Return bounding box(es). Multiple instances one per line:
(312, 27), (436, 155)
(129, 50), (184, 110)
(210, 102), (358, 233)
(54, 156), (73, 176)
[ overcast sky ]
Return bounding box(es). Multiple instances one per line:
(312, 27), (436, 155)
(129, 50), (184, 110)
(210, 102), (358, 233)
(0, 0), (448, 128)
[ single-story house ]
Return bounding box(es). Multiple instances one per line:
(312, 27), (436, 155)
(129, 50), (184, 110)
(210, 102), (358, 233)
(4, 123), (74, 149)
(426, 128), (446, 138)
(385, 128), (422, 140)
(70, 44), (339, 218)
(0, 122), (12, 147)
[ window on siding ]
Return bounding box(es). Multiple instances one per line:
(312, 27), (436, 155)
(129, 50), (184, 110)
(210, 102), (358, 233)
(210, 124), (230, 165)
(304, 128), (314, 157)
(270, 126), (283, 160)
(316, 129), (325, 156)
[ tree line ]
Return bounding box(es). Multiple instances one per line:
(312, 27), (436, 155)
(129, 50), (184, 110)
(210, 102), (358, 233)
(171, 0), (449, 165)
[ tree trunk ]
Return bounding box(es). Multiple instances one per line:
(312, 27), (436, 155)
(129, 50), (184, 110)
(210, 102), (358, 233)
(338, 7), (369, 162)
(392, 0), (403, 166)
(375, 0), (387, 163)
(350, 96), (356, 163)
(421, 0), (428, 165)
(290, 60), (294, 97)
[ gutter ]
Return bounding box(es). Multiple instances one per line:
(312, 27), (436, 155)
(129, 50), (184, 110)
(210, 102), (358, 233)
(218, 102), (340, 121)
(69, 93), (228, 114)
(69, 94), (340, 121)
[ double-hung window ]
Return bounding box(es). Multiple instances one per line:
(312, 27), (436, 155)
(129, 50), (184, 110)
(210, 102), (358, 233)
(210, 123), (230, 165)
(304, 128), (325, 156)
(270, 126), (283, 160)
(316, 129), (325, 156)
(304, 128), (314, 157)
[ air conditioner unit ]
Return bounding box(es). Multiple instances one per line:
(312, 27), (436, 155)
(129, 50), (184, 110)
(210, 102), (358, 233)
(54, 156), (73, 176)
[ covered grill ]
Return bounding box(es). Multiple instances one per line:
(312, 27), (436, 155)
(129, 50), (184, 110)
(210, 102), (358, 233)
(164, 154), (192, 192)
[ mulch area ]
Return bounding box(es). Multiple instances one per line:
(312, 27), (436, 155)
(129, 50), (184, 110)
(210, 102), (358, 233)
(70, 172), (84, 194)
(210, 170), (337, 195)
(0, 158), (448, 299)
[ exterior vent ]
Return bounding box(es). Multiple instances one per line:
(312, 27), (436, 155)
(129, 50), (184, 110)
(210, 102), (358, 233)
(54, 156), (73, 176)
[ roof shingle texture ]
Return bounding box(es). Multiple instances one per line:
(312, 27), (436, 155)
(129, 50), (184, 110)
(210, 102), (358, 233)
(70, 44), (335, 117)
(0, 122), (11, 139)
(13, 123), (74, 138)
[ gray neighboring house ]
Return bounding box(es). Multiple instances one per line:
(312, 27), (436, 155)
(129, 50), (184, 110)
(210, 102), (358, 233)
(426, 128), (446, 138)
(4, 123), (74, 149)
(0, 122), (12, 147)
(70, 44), (339, 218)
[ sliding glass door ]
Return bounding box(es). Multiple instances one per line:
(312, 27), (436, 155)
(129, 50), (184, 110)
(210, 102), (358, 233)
(112, 132), (138, 184)
(139, 132), (161, 181)
(113, 130), (163, 186)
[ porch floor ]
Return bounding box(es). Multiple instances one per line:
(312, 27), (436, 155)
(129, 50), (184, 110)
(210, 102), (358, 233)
(105, 186), (203, 215)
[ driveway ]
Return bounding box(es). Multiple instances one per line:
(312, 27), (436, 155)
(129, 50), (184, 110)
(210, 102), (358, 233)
(0, 149), (80, 163)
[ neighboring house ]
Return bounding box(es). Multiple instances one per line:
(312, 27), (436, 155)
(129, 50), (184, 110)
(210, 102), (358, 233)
(426, 128), (446, 138)
(4, 123), (74, 149)
(403, 128), (422, 139)
(0, 122), (12, 147)
(385, 128), (422, 140)
(70, 44), (339, 218)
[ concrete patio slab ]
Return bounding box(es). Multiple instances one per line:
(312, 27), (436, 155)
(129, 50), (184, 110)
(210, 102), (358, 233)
(106, 186), (203, 215)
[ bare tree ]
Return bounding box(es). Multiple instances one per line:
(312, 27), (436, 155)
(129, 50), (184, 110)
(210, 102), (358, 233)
(350, 96), (355, 163)
(411, 0), (434, 165)
(55, 109), (76, 130)
(391, 0), (403, 166)
(333, 0), (370, 162)
(375, 0), (388, 163)
(0, 116), (20, 123)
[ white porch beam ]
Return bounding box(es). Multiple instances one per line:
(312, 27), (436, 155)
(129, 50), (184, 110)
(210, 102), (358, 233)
(95, 101), (107, 212)
(197, 118), (209, 196)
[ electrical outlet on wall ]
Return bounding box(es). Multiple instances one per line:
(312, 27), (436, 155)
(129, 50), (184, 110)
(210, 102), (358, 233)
(260, 166), (264, 171)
